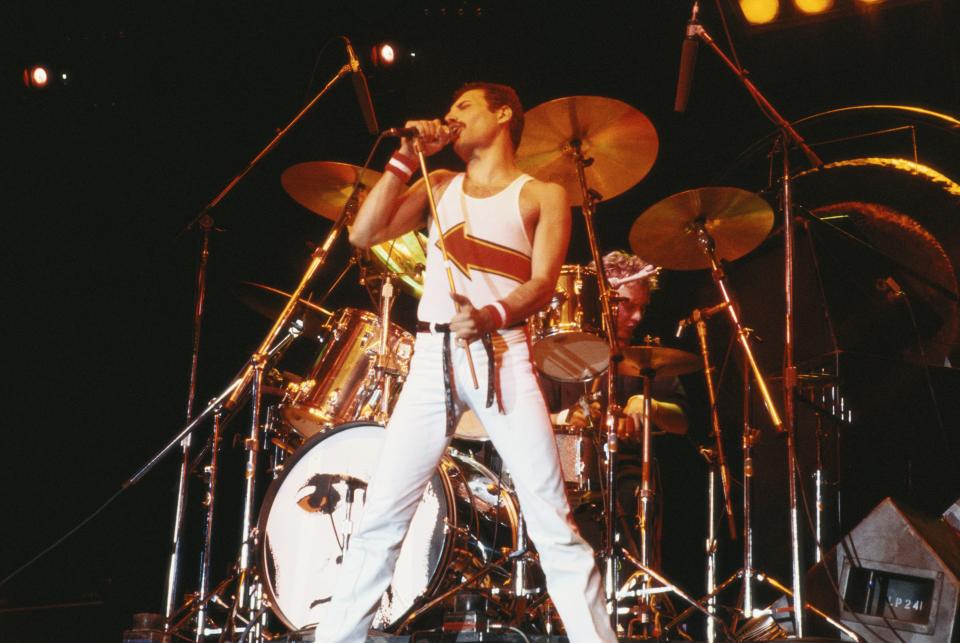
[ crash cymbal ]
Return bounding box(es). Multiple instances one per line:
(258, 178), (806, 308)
(629, 187), (774, 270)
(281, 161), (382, 221)
(617, 345), (702, 378)
(516, 96), (658, 202)
(282, 161), (425, 297)
(234, 281), (333, 337)
(368, 232), (427, 298)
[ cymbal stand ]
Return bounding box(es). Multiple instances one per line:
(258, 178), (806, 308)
(223, 324), (301, 641)
(615, 368), (730, 639)
(375, 272), (396, 420)
(195, 408), (223, 640)
(565, 140), (625, 629)
(687, 12), (823, 633)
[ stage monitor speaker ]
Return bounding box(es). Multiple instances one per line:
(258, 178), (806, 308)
(802, 497), (960, 642)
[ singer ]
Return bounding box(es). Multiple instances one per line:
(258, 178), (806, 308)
(313, 82), (617, 642)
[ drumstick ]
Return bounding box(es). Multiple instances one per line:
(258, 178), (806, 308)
(412, 138), (480, 389)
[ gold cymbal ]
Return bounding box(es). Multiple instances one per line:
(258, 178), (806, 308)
(234, 281), (333, 337)
(617, 345), (702, 378)
(516, 95), (658, 202)
(629, 187), (774, 270)
(281, 161), (382, 221)
(368, 231), (427, 299)
(281, 161), (426, 297)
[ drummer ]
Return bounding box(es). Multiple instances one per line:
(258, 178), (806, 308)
(546, 250), (689, 438)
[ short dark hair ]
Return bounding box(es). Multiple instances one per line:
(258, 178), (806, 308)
(452, 82), (524, 149)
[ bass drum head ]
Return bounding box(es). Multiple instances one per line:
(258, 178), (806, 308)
(258, 422), (451, 632)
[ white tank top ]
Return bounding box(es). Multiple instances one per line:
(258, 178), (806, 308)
(418, 173), (535, 323)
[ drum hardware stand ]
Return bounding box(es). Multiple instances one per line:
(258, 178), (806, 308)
(196, 408), (224, 640)
(395, 543), (524, 633)
(563, 137), (626, 630)
(411, 136), (480, 389)
(224, 325), (304, 642)
(687, 304), (739, 642)
(686, 11), (823, 634)
(614, 362), (731, 639)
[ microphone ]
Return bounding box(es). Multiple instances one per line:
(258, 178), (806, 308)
(675, 301), (729, 337)
(674, 1), (701, 113)
(382, 126), (420, 138)
(382, 124), (461, 141)
(344, 37), (379, 135)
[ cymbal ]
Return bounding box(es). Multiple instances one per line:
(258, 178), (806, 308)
(516, 95), (658, 202)
(282, 161), (426, 297)
(281, 161), (382, 220)
(234, 281), (333, 337)
(629, 187), (774, 270)
(617, 345), (702, 378)
(368, 232), (427, 299)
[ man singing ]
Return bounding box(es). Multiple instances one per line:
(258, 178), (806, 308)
(313, 82), (616, 642)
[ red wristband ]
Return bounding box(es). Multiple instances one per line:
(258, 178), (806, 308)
(385, 151), (417, 183)
(481, 301), (508, 330)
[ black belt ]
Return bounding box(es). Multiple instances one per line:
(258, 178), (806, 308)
(416, 321), (503, 435)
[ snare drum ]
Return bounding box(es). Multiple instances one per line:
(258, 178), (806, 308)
(258, 422), (519, 632)
(282, 308), (415, 438)
(530, 265), (609, 382)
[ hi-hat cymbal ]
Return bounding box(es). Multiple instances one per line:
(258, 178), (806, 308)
(516, 96), (658, 202)
(629, 187), (774, 271)
(281, 161), (382, 221)
(617, 345), (702, 378)
(234, 281), (333, 337)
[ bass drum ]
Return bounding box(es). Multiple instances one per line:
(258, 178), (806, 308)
(258, 422), (520, 632)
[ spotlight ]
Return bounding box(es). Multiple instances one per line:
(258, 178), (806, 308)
(24, 65), (50, 89)
(371, 42), (399, 68)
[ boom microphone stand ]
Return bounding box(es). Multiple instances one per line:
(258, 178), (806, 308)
(685, 10), (824, 636)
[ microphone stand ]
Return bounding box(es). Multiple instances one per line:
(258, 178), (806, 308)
(158, 54), (357, 637)
(687, 15), (823, 636)
(163, 213), (215, 631)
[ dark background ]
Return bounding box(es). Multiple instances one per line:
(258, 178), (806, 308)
(3, 1), (959, 640)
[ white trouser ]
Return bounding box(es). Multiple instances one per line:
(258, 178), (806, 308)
(313, 328), (616, 642)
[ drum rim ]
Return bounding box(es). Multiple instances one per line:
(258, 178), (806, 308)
(257, 421), (459, 633)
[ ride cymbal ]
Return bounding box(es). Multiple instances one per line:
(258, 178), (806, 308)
(516, 96), (658, 202)
(629, 187), (774, 270)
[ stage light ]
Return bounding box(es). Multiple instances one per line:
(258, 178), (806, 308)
(795, 0), (835, 12)
(380, 44), (396, 65)
(730, 0), (927, 30)
(24, 65), (50, 89)
(372, 42), (399, 68)
(739, 0), (780, 24)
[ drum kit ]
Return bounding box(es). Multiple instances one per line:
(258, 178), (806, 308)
(157, 89), (840, 643)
